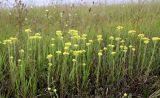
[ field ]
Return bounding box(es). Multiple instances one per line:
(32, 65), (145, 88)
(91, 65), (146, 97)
(0, 1), (160, 98)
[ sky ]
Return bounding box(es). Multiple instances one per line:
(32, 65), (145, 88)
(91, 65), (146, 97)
(0, 0), (142, 7)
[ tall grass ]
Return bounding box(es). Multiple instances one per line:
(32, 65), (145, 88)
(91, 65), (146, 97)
(0, 1), (160, 98)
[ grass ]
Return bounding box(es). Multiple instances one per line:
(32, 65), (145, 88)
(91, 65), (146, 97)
(0, 2), (160, 98)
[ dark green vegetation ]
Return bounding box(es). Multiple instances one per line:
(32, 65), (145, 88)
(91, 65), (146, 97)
(0, 2), (160, 98)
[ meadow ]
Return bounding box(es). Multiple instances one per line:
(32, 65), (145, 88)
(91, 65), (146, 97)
(0, 1), (160, 98)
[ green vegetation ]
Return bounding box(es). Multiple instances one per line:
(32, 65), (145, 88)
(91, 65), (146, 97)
(0, 2), (160, 98)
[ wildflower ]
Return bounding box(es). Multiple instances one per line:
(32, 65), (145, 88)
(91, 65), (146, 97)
(68, 29), (78, 36)
(120, 40), (125, 43)
(141, 37), (150, 44)
(98, 52), (102, 56)
(34, 33), (42, 40)
(123, 46), (128, 53)
(138, 34), (145, 38)
(56, 30), (62, 36)
(82, 34), (87, 37)
(48, 63), (52, 66)
(97, 35), (103, 42)
(50, 44), (55, 47)
(79, 50), (83, 54)
(81, 37), (86, 40)
(132, 48), (136, 52)
(73, 51), (81, 56)
(116, 26), (124, 30)
(25, 28), (31, 33)
(97, 38), (103, 42)
(115, 37), (121, 41)
(109, 36), (114, 40)
(89, 40), (93, 43)
(129, 45), (133, 48)
(4, 39), (12, 45)
(86, 43), (91, 46)
(123, 93), (127, 97)
(48, 87), (51, 91)
(128, 30), (136, 34)
(103, 47), (107, 51)
(35, 33), (41, 36)
(56, 51), (62, 54)
(72, 59), (77, 62)
(60, 36), (63, 40)
(47, 54), (53, 60)
(82, 50), (86, 53)
(29, 36), (36, 40)
(99, 50), (103, 52)
(18, 59), (21, 63)
(53, 89), (57, 92)
(144, 40), (149, 44)
(120, 45), (124, 49)
(97, 35), (102, 39)
(19, 49), (24, 53)
(46, 9), (49, 12)
(124, 46), (128, 50)
(51, 38), (55, 41)
(142, 37), (149, 41)
(152, 37), (160, 42)
(10, 56), (14, 59)
(73, 44), (79, 48)
(63, 52), (69, 56)
(82, 63), (86, 66)
(73, 35), (81, 40)
(111, 52), (116, 55)
(108, 44), (115, 48)
(123, 50), (127, 53)
(64, 47), (69, 50)
(65, 42), (72, 47)
(10, 37), (17, 42)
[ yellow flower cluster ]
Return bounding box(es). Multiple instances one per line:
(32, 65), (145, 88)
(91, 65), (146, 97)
(116, 26), (124, 30)
(97, 34), (103, 42)
(73, 50), (83, 56)
(138, 34), (145, 38)
(142, 37), (150, 44)
(25, 28), (32, 33)
(109, 36), (114, 40)
(128, 30), (136, 34)
(29, 33), (42, 40)
(98, 50), (103, 57)
(47, 54), (53, 60)
(3, 37), (17, 45)
(56, 30), (63, 36)
(68, 29), (78, 36)
(152, 37), (160, 42)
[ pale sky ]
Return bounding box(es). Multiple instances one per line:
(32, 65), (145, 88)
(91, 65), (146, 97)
(0, 0), (145, 7)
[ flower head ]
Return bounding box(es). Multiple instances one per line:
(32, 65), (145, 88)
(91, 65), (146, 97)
(98, 51), (102, 56)
(86, 43), (91, 46)
(109, 36), (114, 40)
(63, 52), (69, 56)
(25, 28), (31, 33)
(116, 26), (124, 30)
(111, 52), (116, 55)
(152, 37), (160, 42)
(56, 51), (62, 54)
(138, 34), (145, 38)
(123, 93), (127, 97)
(132, 48), (136, 52)
(115, 37), (121, 41)
(128, 30), (136, 34)
(47, 54), (53, 60)
(72, 59), (77, 62)
(56, 30), (62, 36)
